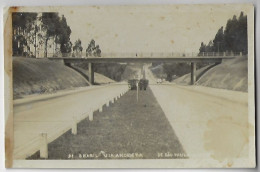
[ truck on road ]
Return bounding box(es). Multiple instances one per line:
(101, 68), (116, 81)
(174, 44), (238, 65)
(128, 79), (149, 90)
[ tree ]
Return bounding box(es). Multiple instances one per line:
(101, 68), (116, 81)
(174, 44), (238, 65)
(93, 45), (101, 57)
(205, 40), (214, 52)
(61, 41), (72, 56)
(12, 12), (72, 57)
(224, 15), (238, 53)
(56, 15), (72, 56)
(41, 13), (60, 57)
(86, 39), (102, 57)
(213, 26), (224, 52)
(12, 13), (37, 56)
(199, 11), (247, 55)
(237, 12), (247, 54)
(199, 42), (206, 55)
(73, 39), (83, 57)
(86, 39), (96, 57)
(223, 13), (248, 54)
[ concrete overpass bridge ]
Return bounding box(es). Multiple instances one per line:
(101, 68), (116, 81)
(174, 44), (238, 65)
(47, 52), (240, 85)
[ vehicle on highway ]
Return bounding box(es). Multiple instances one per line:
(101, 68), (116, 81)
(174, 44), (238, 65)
(128, 79), (149, 90)
(157, 78), (162, 84)
(128, 79), (139, 90)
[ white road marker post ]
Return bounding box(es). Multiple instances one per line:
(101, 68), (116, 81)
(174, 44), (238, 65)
(72, 116), (77, 135)
(89, 109), (93, 121)
(40, 133), (48, 159)
(99, 104), (103, 112)
(106, 100), (110, 107)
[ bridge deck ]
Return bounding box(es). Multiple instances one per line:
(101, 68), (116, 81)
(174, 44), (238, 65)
(48, 56), (234, 63)
(46, 56), (236, 85)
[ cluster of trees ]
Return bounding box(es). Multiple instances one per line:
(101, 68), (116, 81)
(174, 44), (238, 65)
(13, 13), (124, 82)
(41, 13), (72, 57)
(72, 39), (83, 57)
(199, 12), (247, 55)
(86, 39), (101, 57)
(12, 13), (37, 56)
(158, 12), (248, 82)
(12, 12), (72, 57)
(71, 39), (102, 57)
(12, 13), (102, 58)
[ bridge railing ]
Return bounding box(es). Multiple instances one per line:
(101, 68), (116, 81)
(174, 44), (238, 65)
(45, 51), (245, 58)
(198, 52), (243, 57)
(98, 52), (244, 58)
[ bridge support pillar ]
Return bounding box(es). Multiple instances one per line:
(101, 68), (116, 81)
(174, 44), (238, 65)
(88, 63), (94, 85)
(191, 62), (196, 85)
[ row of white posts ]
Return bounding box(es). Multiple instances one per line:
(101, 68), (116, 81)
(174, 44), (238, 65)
(39, 88), (129, 159)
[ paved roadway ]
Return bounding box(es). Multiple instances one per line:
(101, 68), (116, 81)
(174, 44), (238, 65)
(14, 65), (250, 166)
(145, 66), (250, 165)
(14, 83), (128, 159)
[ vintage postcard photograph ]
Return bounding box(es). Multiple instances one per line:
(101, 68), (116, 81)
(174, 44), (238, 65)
(4, 4), (255, 168)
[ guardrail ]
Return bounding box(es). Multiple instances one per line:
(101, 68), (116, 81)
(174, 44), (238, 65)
(38, 87), (129, 158)
(14, 86), (129, 159)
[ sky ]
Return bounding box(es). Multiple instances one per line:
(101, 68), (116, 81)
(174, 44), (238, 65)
(58, 4), (248, 54)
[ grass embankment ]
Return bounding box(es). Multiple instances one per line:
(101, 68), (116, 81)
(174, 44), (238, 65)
(13, 57), (118, 99)
(13, 57), (90, 99)
(174, 56), (248, 92)
(28, 88), (186, 159)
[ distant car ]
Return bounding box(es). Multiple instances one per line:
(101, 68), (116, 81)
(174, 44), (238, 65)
(157, 78), (162, 84)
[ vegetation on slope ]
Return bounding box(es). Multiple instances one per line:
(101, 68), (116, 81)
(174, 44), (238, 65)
(13, 57), (89, 99)
(174, 57), (248, 92)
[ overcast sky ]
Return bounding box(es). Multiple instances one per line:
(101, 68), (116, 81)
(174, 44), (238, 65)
(58, 4), (248, 54)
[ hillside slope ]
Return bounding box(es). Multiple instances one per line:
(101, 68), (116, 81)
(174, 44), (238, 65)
(13, 57), (90, 99)
(174, 56), (248, 92)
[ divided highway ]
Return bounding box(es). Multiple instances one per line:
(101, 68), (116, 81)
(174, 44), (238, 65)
(13, 66), (250, 166)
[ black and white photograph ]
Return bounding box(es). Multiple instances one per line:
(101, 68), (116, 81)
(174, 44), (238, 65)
(4, 4), (255, 168)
